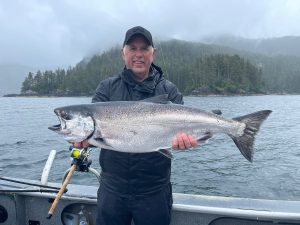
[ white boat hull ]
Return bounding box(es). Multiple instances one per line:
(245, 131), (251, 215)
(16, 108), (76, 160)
(1, 177), (300, 225)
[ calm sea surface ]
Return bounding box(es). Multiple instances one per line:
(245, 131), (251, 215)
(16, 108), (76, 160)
(0, 95), (299, 200)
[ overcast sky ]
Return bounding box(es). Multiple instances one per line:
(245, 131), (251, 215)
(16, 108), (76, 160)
(1, 0), (300, 69)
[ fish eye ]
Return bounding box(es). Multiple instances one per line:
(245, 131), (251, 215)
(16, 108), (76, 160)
(65, 115), (72, 120)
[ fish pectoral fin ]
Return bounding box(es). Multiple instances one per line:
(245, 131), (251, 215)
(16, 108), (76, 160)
(158, 149), (173, 159)
(197, 132), (213, 144)
(89, 138), (116, 150)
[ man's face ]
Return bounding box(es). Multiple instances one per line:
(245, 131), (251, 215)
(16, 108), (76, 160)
(122, 36), (156, 81)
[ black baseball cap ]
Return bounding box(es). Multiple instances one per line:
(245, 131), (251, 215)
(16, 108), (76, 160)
(123, 26), (154, 47)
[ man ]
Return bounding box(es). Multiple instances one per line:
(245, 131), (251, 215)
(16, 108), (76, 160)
(75, 26), (197, 225)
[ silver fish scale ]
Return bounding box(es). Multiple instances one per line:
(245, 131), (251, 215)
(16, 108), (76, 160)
(90, 102), (245, 153)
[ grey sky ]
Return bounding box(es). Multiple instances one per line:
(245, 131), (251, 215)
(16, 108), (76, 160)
(1, 0), (300, 69)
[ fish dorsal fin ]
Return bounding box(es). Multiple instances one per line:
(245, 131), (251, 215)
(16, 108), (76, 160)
(140, 94), (171, 104)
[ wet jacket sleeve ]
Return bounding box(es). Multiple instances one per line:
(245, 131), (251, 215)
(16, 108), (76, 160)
(92, 79), (110, 103)
(164, 80), (184, 105)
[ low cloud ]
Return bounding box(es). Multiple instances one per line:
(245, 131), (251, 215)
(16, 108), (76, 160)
(1, 0), (299, 69)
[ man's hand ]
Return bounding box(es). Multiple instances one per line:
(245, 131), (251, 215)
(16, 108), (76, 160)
(172, 133), (198, 150)
(73, 139), (89, 149)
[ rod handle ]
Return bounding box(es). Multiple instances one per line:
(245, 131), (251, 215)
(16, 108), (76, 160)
(47, 164), (76, 219)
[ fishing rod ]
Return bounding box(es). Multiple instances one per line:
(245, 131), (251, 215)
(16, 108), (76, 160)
(0, 189), (64, 193)
(47, 147), (92, 219)
(0, 177), (63, 191)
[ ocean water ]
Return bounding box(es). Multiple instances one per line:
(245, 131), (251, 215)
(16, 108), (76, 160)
(0, 95), (299, 200)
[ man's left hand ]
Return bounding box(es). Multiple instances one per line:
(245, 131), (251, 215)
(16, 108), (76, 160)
(172, 133), (198, 150)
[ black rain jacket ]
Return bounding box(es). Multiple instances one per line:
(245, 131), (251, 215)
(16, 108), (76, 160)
(92, 63), (183, 197)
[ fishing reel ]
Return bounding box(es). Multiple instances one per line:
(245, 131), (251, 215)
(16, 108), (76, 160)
(69, 147), (92, 172)
(62, 147), (100, 183)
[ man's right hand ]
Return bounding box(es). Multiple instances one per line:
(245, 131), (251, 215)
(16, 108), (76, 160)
(172, 132), (198, 150)
(73, 139), (89, 149)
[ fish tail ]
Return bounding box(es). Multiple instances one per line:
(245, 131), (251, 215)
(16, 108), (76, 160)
(230, 110), (272, 162)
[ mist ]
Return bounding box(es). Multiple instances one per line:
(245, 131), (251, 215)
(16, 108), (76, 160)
(1, 0), (300, 69)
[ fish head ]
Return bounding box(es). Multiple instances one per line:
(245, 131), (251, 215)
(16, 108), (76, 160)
(48, 105), (95, 143)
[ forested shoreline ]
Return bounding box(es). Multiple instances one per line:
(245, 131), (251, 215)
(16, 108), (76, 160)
(16, 39), (300, 97)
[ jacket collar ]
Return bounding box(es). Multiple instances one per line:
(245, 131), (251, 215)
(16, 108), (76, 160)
(121, 63), (164, 93)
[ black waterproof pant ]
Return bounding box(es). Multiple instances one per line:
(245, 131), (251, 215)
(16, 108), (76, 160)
(96, 184), (173, 225)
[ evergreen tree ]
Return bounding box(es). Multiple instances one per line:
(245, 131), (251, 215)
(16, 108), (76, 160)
(20, 39), (300, 96)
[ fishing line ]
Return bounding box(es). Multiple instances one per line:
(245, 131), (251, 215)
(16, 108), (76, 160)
(157, 40), (169, 78)
(0, 177), (62, 190)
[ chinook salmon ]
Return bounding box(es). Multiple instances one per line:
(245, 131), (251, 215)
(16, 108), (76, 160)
(49, 95), (271, 162)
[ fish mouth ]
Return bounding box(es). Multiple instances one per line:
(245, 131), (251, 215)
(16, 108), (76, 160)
(48, 124), (61, 131)
(49, 109), (67, 132)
